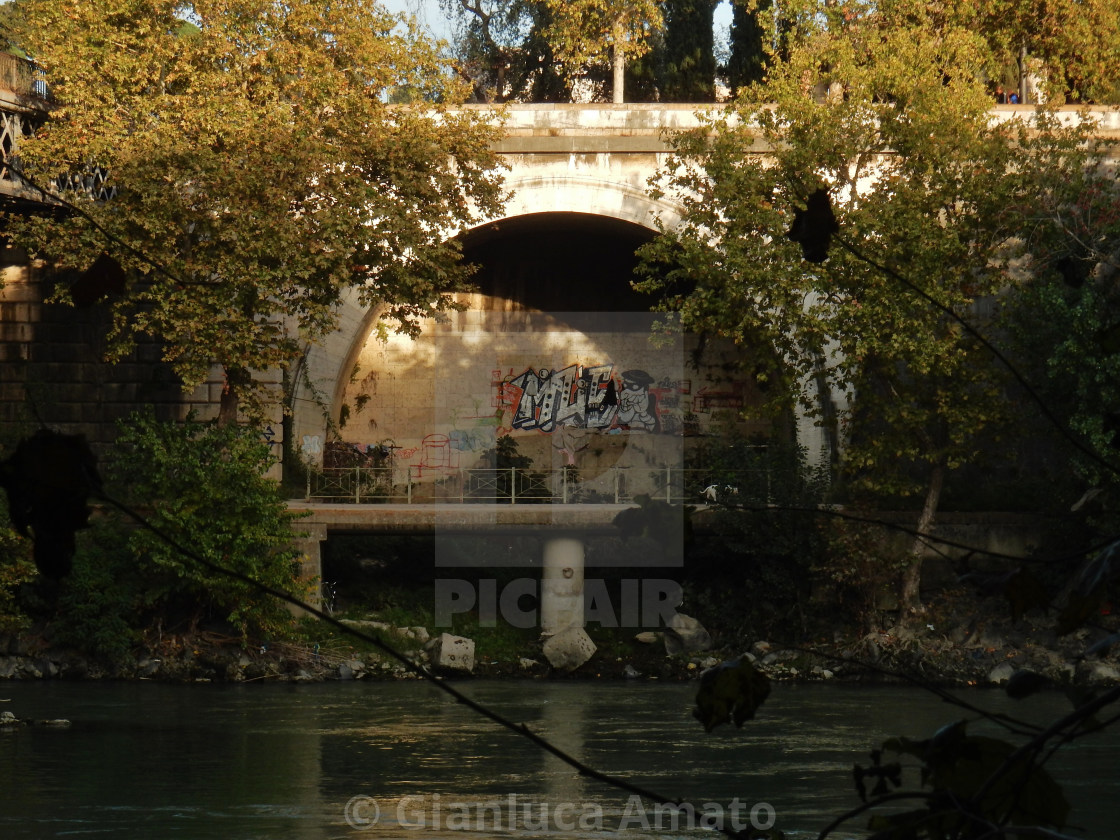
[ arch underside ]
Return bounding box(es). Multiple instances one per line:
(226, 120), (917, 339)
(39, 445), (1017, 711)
(291, 188), (837, 475)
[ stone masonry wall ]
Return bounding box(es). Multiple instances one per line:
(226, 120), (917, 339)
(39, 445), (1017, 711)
(0, 246), (216, 455)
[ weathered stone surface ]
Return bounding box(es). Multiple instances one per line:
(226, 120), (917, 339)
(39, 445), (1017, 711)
(542, 627), (597, 671)
(988, 662), (1016, 684)
(1079, 660), (1120, 685)
(341, 619), (393, 632)
(663, 613), (711, 655)
(430, 633), (475, 674)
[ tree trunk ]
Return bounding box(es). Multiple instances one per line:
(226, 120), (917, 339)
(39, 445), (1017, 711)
(1018, 42), (1029, 104)
(611, 18), (626, 104)
(900, 459), (945, 615)
(218, 365), (250, 426)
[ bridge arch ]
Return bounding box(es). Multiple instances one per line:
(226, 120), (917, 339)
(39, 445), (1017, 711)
(500, 173), (682, 231)
(288, 105), (840, 474)
(289, 205), (686, 465)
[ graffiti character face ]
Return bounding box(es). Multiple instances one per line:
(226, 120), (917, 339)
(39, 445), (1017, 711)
(618, 370), (657, 431)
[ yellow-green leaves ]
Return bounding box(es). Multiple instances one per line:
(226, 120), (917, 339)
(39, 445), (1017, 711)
(541, 0), (661, 100)
(5, 0), (505, 419)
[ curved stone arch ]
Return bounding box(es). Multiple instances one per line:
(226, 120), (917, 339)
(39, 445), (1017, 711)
(498, 173), (683, 232)
(290, 177), (684, 457)
(289, 182), (838, 470)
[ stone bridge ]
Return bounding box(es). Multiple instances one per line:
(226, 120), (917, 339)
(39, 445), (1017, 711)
(290, 103), (834, 486)
(3, 81), (1118, 623)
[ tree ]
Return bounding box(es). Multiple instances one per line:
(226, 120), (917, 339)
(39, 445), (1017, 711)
(440, 0), (572, 102)
(1001, 119), (1120, 493)
(878, 0), (1120, 103)
(726, 0), (773, 92)
(2, 0), (506, 423)
(661, 0), (717, 102)
(540, 0), (662, 103)
(636, 12), (1107, 613)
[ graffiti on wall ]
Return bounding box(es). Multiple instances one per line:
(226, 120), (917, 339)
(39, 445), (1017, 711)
(332, 360), (747, 476)
(497, 363), (689, 435)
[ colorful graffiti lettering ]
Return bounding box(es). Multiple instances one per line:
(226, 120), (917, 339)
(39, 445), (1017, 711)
(502, 364), (673, 434)
(506, 364), (617, 432)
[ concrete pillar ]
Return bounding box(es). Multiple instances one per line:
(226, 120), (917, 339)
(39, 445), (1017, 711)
(540, 536), (585, 636)
(288, 524), (326, 617)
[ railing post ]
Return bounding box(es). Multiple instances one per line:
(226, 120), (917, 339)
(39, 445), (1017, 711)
(355, 467), (361, 504)
(614, 468), (620, 504)
(562, 466), (568, 504)
(510, 468), (517, 504)
(407, 466), (413, 504)
(666, 467), (672, 504)
(306, 467), (311, 501)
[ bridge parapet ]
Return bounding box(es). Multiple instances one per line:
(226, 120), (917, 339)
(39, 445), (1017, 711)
(0, 53), (49, 207)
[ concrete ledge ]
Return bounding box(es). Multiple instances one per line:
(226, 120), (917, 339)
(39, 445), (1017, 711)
(288, 502), (639, 535)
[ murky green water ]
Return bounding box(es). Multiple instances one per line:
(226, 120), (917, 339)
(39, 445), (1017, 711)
(0, 680), (1114, 838)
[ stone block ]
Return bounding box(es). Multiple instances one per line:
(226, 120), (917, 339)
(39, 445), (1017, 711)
(663, 613), (711, 655)
(988, 661), (1016, 684)
(430, 633), (475, 674)
(542, 626), (596, 671)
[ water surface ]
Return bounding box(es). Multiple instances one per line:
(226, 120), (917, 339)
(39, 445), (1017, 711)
(0, 680), (1114, 838)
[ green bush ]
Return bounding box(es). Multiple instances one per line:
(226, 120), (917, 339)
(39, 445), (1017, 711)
(0, 515), (36, 636)
(100, 412), (304, 640)
(53, 517), (149, 663)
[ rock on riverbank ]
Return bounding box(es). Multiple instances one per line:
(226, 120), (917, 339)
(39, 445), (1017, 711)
(1, 589), (1117, 688)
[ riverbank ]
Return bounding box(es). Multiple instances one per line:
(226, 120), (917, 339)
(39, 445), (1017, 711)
(2, 587), (1117, 689)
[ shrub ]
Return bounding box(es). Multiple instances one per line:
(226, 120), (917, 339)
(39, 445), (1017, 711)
(103, 412), (305, 639)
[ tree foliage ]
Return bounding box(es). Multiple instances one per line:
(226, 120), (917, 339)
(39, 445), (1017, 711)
(540, 0), (662, 102)
(661, 0), (717, 102)
(439, 0), (571, 103)
(2, 0), (506, 421)
(106, 411), (304, 636)
(637, 12), (1114, 610)
(876, 0), (1120, 104)
(1001, 122), (1120, 492)
(726, 0), (774, 93)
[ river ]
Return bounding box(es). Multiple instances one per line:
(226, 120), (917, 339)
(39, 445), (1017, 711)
(0, 680), (1114, 839)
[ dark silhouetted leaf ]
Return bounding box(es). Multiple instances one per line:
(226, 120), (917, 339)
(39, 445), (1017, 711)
(693, 657), (771, 733)
(1005, 668), (1051, 699)
(70, 253), (126, 306)
(0, 430), (102, 579)
(853, 759), (903, 803)
(786, 187), (838, 263)
(883, 722), (1069, 833)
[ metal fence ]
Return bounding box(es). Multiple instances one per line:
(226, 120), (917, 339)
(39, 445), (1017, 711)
(304, 466), (776, 505)
(0, 54), (48, 100)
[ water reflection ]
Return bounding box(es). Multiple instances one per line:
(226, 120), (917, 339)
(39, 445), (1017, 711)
(0, 680), (1115, 839)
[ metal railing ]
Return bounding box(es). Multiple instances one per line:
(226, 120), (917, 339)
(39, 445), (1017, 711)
(0, 54), (48, 100)
(303, 466), (776, 505)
